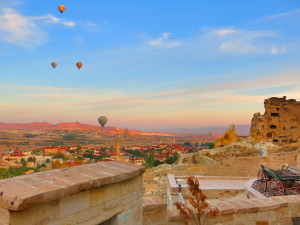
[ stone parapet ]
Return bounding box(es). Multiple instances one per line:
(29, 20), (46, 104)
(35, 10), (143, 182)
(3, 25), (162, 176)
(0, 161), (145, 225)
(143, 195), (300, 225)
(0, 161), (145, 211)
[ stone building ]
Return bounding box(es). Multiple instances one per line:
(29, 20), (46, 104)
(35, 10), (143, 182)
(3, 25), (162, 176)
(250, 96), (300, 143)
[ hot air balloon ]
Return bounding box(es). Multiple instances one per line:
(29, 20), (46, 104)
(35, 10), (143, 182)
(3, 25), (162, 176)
(51, 62), (57, 68)
(76, 62), (83, 70)
(98, 116), (108, 127)
(58, 5), (66, 13)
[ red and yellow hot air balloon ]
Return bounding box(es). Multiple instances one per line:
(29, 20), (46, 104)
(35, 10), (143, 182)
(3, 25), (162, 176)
(58, 5), (66, 13)
(76, 62), (83, 70)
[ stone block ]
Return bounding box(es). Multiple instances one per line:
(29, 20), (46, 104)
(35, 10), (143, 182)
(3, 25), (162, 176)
(211, 201), (235, 215)
(143, 209), (166, 225)
(255, 211), (275, 222)
(122, 193), (136, 206)
(104, 198), (120, 210)
(269, 196), (288, 207)
(281, 195), (300, 207)
(90, 182), (121, 207)
(227, 200), (249, 213)
(0, 207), (9, 225)
(238, 200), (259, 212)
(9, 199), (59, 225)
(256, 198), (280, 211)
(59, 190), (90, 218)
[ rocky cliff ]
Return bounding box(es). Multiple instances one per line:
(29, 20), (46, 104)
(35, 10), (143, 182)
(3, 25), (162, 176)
(250, 96), (300, 143)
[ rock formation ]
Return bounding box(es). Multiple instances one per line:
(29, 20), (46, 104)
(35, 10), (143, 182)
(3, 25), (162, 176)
(214, 124), (238, 148)
(250, 96), (300, 143)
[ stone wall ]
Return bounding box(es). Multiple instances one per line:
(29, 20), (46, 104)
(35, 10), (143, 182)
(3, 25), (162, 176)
(0, 161), (145, 225)
(204, 149), (300, 177)
(143, 195), (300, 225)
(250, 96), (300, 143)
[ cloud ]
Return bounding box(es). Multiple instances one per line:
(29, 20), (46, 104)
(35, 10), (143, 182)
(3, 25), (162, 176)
(205, 28), (276, 54)
(1, 70), (300, 126)
(270, 46), (285, 55)
(0, 8), (76, 49)
(148, 33), (181, 48)
(213, 28), (238, 36)
(260, 8), (300, 21)
(0, 8), (47, 49)
(13, 70), (297, 110)
(31, 15), (76, 27)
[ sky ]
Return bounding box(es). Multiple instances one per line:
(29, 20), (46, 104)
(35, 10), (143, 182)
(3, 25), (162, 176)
(0, 0), (300, 131)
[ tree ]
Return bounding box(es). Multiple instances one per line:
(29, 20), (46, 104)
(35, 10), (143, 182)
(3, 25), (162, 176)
(207, 143), (214, 149)
(21, 158), (27, 167)
(51, 160), (62, 169)
(76, 144), (81, 155)
(184, 141), (192, 146)
(45, 158), (51, 163)
(83, 152), (94, 159)
(195, 142), (198, 147)
(145, 151), (155, 168)
(165, 151), (179, 165)
(174, 176), (219, 225)
(154, 159), (164, 167)
(27, 157), (36, 162)
(94, 155), (106, 162)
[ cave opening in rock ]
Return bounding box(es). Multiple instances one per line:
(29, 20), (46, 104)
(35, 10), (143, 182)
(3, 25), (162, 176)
(270, 125), (277, 129)
(271, 113), (279, 117)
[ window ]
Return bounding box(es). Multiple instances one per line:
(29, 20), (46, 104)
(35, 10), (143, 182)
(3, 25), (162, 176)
(270, 125), (277, 129)
(271, 113), (279, 117)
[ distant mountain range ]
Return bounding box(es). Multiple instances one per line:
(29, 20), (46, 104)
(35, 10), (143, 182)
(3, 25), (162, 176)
(156, 124), (251, 136)
(0, 122), (251, 136)
(0, 122), (175, 137)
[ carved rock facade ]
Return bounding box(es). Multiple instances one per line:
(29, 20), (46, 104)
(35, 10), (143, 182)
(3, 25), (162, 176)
(250, 96), (300, 143)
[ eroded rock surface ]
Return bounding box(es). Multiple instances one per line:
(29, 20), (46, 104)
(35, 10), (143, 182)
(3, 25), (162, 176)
(214, 124), (238, 148)
(250, 96), (300, 143)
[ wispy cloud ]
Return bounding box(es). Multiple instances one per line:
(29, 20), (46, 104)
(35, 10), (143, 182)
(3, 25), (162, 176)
(0, 8), (76, 49)
(260, 8), (300, 21)
(270, 46), (285, 55)
(1, 70), (300, 126)
(205, 28), (276, 54)
(30, 15), (76, 27)
(148, 33), (181, 48)
(0, 8), (47, 49)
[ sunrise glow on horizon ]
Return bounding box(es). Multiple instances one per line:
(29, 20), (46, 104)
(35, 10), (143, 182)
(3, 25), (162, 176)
(0, 0), (300, 131)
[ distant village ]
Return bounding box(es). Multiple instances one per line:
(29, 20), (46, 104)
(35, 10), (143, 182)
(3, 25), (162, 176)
(0, 141), (213, 178)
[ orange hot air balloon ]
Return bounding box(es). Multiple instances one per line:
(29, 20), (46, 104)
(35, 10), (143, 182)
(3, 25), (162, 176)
(51, 62), (57, 68)
(58, 5), (66, 13)
(76, 62), (83, 70)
